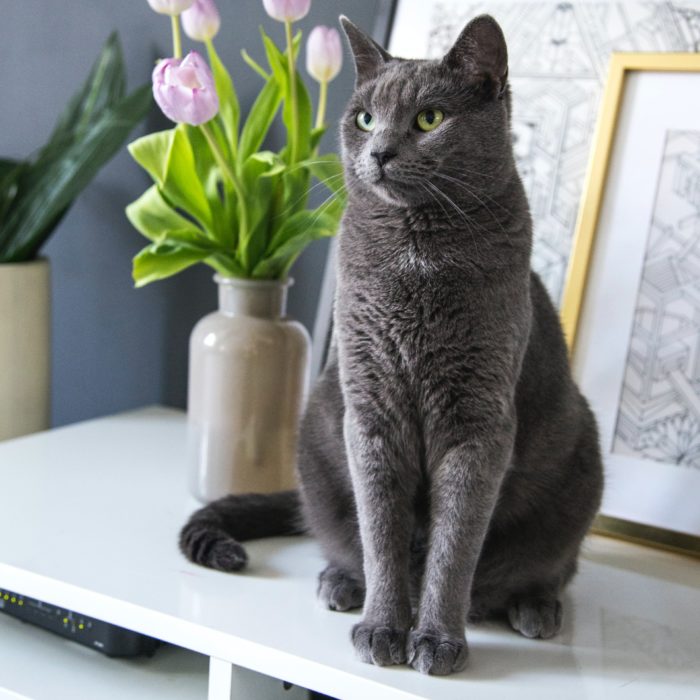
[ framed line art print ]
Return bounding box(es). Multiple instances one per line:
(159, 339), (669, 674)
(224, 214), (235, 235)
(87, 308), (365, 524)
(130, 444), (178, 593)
(561, 53), (700, 557)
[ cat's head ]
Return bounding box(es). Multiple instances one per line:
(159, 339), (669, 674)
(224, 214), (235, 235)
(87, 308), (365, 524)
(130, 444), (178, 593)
(339, 15), (512, 207)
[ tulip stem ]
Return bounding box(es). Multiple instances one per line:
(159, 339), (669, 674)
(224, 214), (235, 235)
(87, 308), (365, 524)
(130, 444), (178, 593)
(315, 80), (328, 131)
(171, 15), (182, 59)
(200, 123), (248, 245)
(285, 20), (299, 164)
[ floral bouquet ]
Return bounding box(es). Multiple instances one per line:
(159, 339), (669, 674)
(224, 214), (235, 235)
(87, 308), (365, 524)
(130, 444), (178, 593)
(127, 0), (345, 286)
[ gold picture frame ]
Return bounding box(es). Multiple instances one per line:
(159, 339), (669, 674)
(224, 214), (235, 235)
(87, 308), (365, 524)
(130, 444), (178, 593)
(560, 53), (700, 559)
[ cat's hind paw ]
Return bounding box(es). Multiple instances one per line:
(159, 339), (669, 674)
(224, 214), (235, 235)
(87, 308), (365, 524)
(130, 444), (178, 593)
(507, 596), (562, 639)
(317, 566), (365, 612)
(407, 630), (468, 676)
(352, 623), (407, 666)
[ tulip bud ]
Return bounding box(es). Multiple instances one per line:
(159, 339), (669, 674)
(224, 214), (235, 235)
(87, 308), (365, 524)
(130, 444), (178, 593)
(306, 26), (342, 83)
(262, 0), (311, 23)
(182, 0), (220, 41)
(147, 0), (196, 15)
(152, 52), (219, 125)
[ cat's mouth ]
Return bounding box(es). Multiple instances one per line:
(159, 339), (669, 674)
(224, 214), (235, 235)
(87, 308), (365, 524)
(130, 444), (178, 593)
(370, 171), (418, 204)
(372, 173), (400, 197)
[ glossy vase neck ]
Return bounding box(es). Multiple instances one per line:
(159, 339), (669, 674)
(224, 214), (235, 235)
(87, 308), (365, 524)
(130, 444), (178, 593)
(216, 276), (292, 319)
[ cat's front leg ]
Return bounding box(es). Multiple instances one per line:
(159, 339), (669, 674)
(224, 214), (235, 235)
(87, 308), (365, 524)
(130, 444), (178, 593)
(409, 420), (515, 675)
(343, 404), (421, 667)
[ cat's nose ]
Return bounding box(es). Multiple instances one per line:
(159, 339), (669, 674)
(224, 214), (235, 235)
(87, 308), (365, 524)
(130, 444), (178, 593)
(371, 150), (397, 167)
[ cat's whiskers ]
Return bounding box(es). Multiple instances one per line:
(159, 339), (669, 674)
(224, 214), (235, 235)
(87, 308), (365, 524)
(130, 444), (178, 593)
(273, 174), (346, 221)
(424, 180), (484, 256)
(306, 188), (344, 231)
(433, 172), (509, 235)
(418, 182), (452, 224)
(440, 163), (499, 181)
(436, 170), (516, 217)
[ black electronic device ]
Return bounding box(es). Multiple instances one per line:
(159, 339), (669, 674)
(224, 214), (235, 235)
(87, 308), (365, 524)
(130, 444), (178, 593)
(0, 587), (159, 657)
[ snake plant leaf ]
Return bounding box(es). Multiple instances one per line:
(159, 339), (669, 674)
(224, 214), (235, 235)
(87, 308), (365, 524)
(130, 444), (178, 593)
(39, 33), (127, 165)
(0, 84), (152, 263)
(0, 34), (150, 263)
(0, 159), (26, 231)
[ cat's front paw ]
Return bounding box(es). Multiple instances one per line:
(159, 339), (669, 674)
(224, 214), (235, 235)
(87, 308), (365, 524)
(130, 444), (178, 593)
(407, 630), (468, 676)
(352, 622), (407, 666)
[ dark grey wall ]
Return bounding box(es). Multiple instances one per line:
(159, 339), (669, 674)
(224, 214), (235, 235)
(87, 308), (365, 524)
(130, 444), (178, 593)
(0, 0), (382, 427)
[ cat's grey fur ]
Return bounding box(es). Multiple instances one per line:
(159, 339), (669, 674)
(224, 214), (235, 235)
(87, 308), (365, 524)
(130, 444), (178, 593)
(180, 15), (603, 676)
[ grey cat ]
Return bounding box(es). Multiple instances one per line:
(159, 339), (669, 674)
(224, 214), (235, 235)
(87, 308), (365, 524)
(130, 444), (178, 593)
(180, 15), (604, 677)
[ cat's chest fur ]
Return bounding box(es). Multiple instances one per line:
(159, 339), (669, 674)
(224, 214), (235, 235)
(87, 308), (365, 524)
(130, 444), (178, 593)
(336, 213), (512, 382)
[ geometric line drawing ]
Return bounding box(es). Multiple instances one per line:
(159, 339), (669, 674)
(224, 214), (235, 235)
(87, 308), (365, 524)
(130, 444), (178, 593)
(613, 131), (700, 471)
(423, 1), (700, 304)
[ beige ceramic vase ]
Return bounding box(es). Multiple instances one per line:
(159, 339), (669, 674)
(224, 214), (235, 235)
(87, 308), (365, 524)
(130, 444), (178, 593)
(0, 258), (51, 441)
(188, 276), (311, 502)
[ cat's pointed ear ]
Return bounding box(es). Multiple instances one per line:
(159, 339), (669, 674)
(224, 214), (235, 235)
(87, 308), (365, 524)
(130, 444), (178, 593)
(340, 15), (391, 86)
(443, 15), (508, 98)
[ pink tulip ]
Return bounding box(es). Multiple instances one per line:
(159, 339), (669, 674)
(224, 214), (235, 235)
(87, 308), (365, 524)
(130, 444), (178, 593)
(262, 0), (311, 23)
(306, 26), (342, 82)
(152, 52), (219, 125)
(182, 0), (221, 41)
(147, 0), (195, 15)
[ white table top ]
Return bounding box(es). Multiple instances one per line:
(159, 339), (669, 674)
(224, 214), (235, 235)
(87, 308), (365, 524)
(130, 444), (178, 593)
(0, 407), (699, 700)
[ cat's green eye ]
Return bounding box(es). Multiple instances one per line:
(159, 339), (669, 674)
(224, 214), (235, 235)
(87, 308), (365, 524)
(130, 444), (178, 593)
(356, 111), (376, 132)
(416, 109), (444, 132)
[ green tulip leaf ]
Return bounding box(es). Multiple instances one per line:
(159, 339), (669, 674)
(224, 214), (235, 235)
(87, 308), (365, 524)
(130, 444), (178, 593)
(261, 30), (289, 90)
(253, 203), (341, 279)
(260, 28), (311, 165)
(287, 71), (312, 162)
(128, 125), (214, 236)
(127, 130), (171, 181)
(237, 152), (287, 271)
(181, 125), (235, 246)
(133, 243), (213, 287)
(241, 49), (270, 80)
(238, 77), (282, 164)
(310, 126), (326, 151)
(126, 185), (208, 243)
(206, 41), (240, 158)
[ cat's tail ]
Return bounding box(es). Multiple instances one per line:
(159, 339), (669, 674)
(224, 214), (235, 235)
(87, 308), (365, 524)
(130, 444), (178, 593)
(179, 490), (305, 572)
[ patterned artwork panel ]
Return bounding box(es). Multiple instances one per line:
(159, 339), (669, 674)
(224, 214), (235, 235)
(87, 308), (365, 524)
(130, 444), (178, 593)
(613, 131), (700, 471)
(421, 1), (700, 304)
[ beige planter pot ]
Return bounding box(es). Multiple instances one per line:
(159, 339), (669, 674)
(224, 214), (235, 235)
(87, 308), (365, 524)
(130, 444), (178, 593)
(188, 277), (310, 502)
(0, 258), (51, 441)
